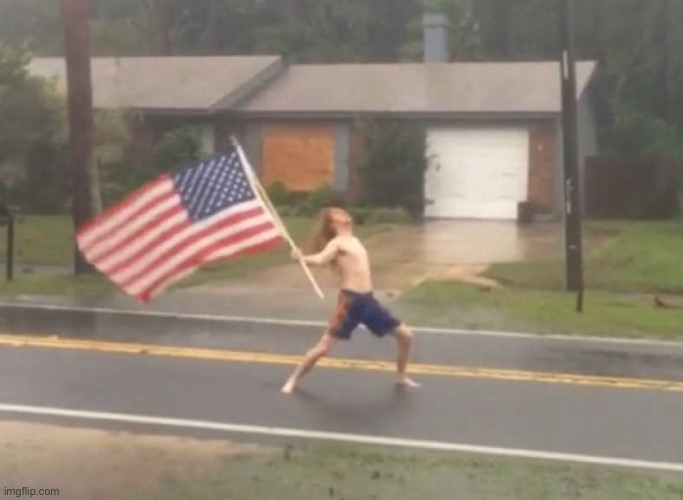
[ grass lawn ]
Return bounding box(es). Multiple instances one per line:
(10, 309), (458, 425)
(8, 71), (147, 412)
(486, 221), (683, 294)
(0, 214), (387, 297)
(397, 281), (683, 340)
(0, 215), (76, 266)
(136, 444), (683, 500)
(396, 220), (683, 339)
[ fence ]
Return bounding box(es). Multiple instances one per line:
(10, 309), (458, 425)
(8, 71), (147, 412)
(584, 156), (679, 219)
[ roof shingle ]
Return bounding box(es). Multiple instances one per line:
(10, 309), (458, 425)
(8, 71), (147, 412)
(29, 56), (283, 112)
(237, 61), (597, 115)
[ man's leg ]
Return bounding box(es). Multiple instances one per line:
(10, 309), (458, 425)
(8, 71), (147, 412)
(393, 324), (419, 388)
(282, 331), (336, 394)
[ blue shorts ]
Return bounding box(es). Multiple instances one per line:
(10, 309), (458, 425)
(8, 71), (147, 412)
(328, 290), (401, 340)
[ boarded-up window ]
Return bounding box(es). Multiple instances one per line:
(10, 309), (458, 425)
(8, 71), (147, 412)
(261, 125), (335, 192)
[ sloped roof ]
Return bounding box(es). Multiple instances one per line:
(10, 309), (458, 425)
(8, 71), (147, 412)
(237, 61), (597, 116)
(29, 56), (283, 113)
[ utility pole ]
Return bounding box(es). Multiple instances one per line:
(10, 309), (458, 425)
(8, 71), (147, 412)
(59, 0), (96, 274)
(558, 0), (584, 312)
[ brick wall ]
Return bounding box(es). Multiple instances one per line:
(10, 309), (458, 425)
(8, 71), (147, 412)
(528, 123), (557, 214)
(347, 126), (366, 202)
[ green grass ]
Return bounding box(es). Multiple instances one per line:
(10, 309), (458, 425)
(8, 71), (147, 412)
(136, 445), (683, 500)
(487, 221), (683, 294)
(0, 215), (387, 296)
(0, 272), (115, 297)
(393, 220), (683, 339)
(397, 281), (683, 340)
(1, 215), (75, 266)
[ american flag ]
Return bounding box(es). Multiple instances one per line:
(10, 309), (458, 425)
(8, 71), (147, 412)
(77, 145), (284, 302)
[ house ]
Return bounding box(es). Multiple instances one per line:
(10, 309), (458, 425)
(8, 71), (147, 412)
(235, 60), (597, 220)
(29, 14), (598, 221)
(28, 55), (284, 155)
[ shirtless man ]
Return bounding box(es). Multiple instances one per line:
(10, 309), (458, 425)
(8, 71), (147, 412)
(281, 207), (419, 394)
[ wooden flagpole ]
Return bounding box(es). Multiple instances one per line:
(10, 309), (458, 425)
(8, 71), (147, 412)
(232, 138), (325, 300)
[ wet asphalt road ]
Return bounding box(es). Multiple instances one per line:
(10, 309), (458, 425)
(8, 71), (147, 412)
(1, 305), (682, 381)
(0, 306), (682, 466)
(0, 346), (682, 465)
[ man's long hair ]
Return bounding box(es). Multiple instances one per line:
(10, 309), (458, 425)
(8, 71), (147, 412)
(305, 208), (338, 254)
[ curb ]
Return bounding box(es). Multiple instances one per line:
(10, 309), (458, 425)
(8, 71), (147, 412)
(0, 301), (682, 347)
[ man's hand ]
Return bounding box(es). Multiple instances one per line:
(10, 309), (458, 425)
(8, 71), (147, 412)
(290, 248), (304, 261)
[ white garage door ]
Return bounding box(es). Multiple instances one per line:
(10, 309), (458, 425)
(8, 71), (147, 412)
(424, 127), (529, 219)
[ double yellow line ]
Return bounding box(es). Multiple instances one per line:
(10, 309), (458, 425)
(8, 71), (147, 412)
(1, 333), (682, 392)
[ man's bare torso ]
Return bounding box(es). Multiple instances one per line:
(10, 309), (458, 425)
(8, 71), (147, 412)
(331, 235), (373, 293)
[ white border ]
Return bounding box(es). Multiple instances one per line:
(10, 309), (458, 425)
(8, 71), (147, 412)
(0, 403), (681, 473)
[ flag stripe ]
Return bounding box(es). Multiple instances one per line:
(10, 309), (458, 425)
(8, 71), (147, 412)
(128, 222), (281, 297)
(110, 201), (264, 284)
(138, 234), (283, 302)
(94, 208), (188, 274)
(77, 146), (285, 302)
(118, 205), (271, 288)
(78, 177), (174, 250)
(86, 197), (185, 264)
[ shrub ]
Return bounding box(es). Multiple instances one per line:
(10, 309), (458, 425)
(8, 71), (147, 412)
(307, 184), (344, 212)
(347, 206), (369, 225)
(365, 207), (413, 224)
(266, 181), (293, 206)
(355, 118), (427, 219)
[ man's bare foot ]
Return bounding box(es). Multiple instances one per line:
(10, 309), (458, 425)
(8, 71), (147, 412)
(281, 379), (297, 394)
(396, 376), (420, 388)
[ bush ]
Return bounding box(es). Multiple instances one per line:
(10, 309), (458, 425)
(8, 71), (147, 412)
(266, 181), (293, 206)
(365, 207), (413, 224)
(151, 126), (202, 174)
(348, 206), (372, 225)
(307, 184), (344, 212)
(355, 118), (427, 219)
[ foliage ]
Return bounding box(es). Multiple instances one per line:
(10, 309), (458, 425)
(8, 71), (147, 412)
(267, 181), (294, 207)
(365, 207), (413, 224)
(305, 184), (343, 212)
(2, 0), (683, 197)
(100, 124), (202, 206)
(356, 119), (427, 218)
(400, 0), (481, 61)
(0, 44), (66, 211)
(150, 125), (202, 173)
(0, 0), (62, 55)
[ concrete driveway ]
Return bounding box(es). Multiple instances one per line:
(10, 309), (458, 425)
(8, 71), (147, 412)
(198, 221), (614, 294)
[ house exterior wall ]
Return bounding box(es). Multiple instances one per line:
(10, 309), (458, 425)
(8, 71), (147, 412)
(349, 118), (562, 217)
(218, 110), (595, 220)
(577, 90), (599, 210)
(241, 120), (352, 193)
(528, 120), (559, 215)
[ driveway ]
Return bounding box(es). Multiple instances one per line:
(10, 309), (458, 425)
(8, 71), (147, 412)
(196, 221), (615, 294)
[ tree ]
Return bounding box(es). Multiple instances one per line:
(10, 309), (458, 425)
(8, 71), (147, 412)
(356, 119), (427, 218)
(0, 0), (63, 55)
(60, 0), (99, 274)
(0, 44), (66, 208)
(400, 0), (481, 61)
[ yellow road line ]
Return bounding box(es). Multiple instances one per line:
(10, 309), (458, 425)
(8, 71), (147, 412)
(0, 334), (682, 392)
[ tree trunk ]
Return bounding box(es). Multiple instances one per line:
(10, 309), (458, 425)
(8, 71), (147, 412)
(153, 0), (172, 55)
(203, 0), (221, 53)
(59, 0), (98, 275)
(491, 0), (513, 59)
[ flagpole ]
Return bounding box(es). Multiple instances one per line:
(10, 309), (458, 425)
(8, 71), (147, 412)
(232, 138), (325, 300)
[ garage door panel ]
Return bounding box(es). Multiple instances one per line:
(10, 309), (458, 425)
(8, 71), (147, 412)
(425, 127), (529, 219)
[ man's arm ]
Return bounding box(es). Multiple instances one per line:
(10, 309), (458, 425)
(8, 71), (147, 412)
(292, 239), (340, 266)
